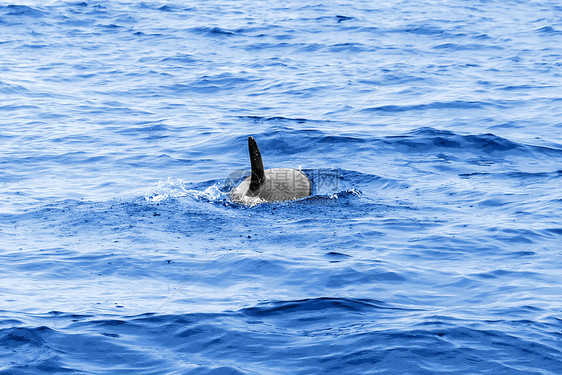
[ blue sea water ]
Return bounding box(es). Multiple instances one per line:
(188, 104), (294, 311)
(1, 0), (562, 373)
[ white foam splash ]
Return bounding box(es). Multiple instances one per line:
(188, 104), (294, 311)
(235, 195), (266, 207)
(348, 188), (362, 197)
(326, 188), (362, 200)
(145, 177), (225, 202)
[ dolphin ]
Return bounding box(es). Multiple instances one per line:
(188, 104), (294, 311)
(230, 136), (311, 204)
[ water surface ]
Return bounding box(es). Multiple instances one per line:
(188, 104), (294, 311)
(1, 1), (561, 373)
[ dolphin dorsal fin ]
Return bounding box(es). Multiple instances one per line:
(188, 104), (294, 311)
(248, 136), (265, 192)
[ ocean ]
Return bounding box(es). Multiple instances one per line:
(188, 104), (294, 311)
(1, 0), (561, 373)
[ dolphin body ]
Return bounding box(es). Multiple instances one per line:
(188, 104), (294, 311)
(230, 136), (311, 204)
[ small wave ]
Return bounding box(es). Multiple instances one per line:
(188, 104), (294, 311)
(2, 5), (44, 18)
(240, 297), (389, 317)
(459, 170), (562, 179)
(237, 115), (323, 124)
(188, 72), (256, 92)
(498, 84), (553, 91)
(157, 5), (180, 12)
(433, 42), (504, 50)
(336, 15), (353, 23)
(0, 326), (52, 347)
(536, 26), (562, 34)
(159, 53), (196, 64)
(189, 26), (235, 36)
(397, 25), (462, 37)
(384, 127), (562, 155)
(327, 42), (369, 53)
(363, 100), (488, 113)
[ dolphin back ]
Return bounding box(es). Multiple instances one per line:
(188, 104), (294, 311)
(230, 136), (311, 204)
